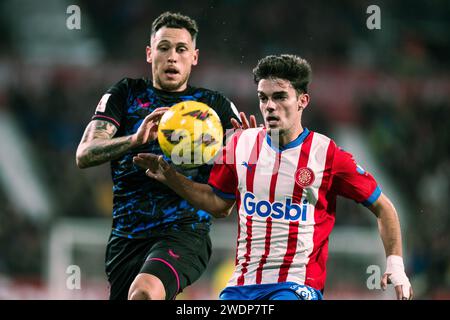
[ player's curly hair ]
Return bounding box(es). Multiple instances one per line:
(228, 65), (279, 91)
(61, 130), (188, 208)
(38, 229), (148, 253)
(253, 54), (312, 94)
(151, 12), (198, 42)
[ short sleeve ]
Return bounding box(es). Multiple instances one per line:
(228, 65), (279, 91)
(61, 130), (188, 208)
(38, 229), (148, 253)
(208, 130), (241, 200)
(330, 147), (381, 207)
(91, 78), (129, 128)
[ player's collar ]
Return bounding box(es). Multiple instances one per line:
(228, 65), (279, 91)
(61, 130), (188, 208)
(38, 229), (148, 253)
(265, 128), (310, 152)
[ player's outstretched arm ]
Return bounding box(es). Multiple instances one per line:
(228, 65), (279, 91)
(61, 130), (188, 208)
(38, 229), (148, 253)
(76, 108), (169, 168)
(133, 153), (235, 218)
(369, 192), (413, 300)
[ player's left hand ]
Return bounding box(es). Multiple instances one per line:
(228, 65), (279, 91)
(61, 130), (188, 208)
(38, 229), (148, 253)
(381, 255), (413, 300)
(133, 153), (174, 183)
(231, 112), (260, 130)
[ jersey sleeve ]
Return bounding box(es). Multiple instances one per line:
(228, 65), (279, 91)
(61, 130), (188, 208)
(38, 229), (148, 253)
(330, 146), (381, 207)
(91, 78), (129, 128)
(208, 130), (240, 200)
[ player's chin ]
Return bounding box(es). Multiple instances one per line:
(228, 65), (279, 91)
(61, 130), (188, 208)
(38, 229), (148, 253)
(160, 77), (186, 91)
(160, 81), (182, 91)
(266, 124), (281, 132)
(267, 128), (286, 138)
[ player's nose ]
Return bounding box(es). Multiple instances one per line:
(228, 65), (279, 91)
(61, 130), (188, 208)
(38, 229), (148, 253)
(265, 99), (276, 112)
(167, 49), (177, 63)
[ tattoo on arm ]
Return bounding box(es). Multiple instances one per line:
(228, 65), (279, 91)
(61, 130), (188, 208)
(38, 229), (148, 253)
(76, 120), (134, 168)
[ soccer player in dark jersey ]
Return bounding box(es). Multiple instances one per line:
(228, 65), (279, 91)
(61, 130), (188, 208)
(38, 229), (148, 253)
(76, 12), (240, 300)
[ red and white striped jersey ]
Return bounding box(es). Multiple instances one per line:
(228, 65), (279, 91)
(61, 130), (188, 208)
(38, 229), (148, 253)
(208, 128), (380, 291)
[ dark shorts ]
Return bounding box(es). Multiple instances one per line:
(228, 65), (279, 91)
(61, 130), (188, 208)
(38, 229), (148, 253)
(105, 228), (212, 300)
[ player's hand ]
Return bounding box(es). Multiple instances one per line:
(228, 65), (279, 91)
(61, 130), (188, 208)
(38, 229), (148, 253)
(381, 255), (413, 300)
(231, 112), (260, 130)
(133, 153), (174, 183)
(132, 107), (170, 146)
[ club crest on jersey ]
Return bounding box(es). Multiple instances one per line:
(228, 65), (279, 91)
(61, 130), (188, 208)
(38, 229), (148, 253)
(295, 167), (315, 188)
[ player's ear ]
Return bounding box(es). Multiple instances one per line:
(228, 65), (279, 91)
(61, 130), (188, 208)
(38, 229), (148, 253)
(298, 93), (310, 110)
(192, 49), (199, 66)
(146, 46), (152, 64)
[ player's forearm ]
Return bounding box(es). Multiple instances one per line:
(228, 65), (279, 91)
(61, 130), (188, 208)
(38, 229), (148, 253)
(164, 171), (232, 218)
(76, 135), (135, 168)
(372, 194), (403, 257)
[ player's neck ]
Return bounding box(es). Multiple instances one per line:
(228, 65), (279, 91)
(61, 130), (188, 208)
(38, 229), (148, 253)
(279, 125), (304, 147)
(268, 125), (305, 151)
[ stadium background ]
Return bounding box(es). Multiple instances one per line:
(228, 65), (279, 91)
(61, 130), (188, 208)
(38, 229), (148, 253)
(0, 0), (449, 299)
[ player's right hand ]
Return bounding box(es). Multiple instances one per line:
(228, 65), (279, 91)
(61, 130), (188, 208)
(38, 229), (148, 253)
(132, 107), (170, 146)
(133, 153), (174, 183)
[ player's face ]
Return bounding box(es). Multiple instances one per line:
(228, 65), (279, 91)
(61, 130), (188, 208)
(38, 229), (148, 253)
(258, 78), (309, 142)
(147, 27), (199, 92)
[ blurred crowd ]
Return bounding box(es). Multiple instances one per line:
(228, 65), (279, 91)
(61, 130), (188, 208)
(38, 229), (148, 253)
(0, 0), (449, 299)
(360, 85), (450, 298)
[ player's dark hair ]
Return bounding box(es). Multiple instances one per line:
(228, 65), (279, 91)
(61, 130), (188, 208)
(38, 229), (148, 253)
(151, 12), (198, 42)
(253, 54), (312, 94)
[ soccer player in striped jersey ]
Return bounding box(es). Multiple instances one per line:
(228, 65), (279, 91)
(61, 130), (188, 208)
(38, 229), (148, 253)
(133, 54), (413, 300)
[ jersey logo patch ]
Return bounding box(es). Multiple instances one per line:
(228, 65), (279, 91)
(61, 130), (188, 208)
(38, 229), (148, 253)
(295, 167), (315, 188)
(137, 98), (151, 108)
(96, 93), (111, 113)
(168, 249), (180, 259)
(241, 161), (255, 172)
(289, 284), (319, 300)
